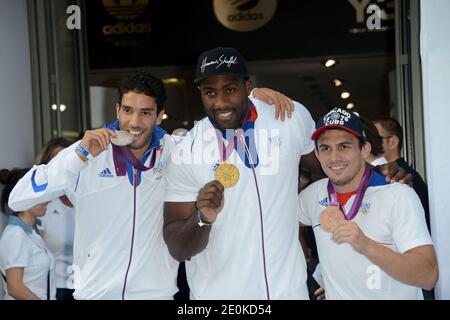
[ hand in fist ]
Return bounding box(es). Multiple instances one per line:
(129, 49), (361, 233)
(196, 180), (225, 224)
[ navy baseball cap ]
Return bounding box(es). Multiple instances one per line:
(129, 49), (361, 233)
(311, 108), (366, 140)
(194, 47), (249, 84)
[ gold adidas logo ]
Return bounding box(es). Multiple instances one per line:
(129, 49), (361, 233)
(102, 0), (149, 20)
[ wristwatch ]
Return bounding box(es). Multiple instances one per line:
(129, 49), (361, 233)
(195, 210), (212, 227)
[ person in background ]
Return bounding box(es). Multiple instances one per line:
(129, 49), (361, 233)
(359, 116), (388, 166)
(373, 117), (430, 229)
(0, 168), (56, 300)
(35, 137), (76, 300)
(374, 116), (434, 299)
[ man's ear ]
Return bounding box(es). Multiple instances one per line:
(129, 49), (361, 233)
(116, 103), (120, 119)
(390, 135), (400, 150)
(156, 109), (165, 125)
(245, 79), (252, 95)
(361, 141), (372, 160)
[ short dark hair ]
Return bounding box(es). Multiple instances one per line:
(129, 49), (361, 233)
(374, 117), (403, 153)
(118, 71), (167, 114)
(0, 168), (29, 214)
(36, 137), (72, 165)
(359, 116), (384, 157)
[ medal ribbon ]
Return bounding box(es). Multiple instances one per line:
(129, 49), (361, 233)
(214, 130), (238, 163)
(327, 165), (373, 220)
(112, 144), (157, 176)
(213, 101), (259, 168)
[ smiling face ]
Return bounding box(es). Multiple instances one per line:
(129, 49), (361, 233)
(315, 129), (371, 193)
(199, 75), (251, 130)
(116, 91), (164, 158)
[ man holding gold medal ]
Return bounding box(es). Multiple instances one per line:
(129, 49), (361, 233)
(298, 108), (438, 299)
(163, 47), (323, 299)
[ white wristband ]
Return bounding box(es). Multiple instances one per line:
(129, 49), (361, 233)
(249, 87), (258, 98)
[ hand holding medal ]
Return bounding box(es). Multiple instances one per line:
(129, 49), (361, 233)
(76, 128), (118, 161)
(320, 206), (345, 233)
(320, 166), (373, 235)
(214, 128), (243, 189)
(196, 180), (225, 224)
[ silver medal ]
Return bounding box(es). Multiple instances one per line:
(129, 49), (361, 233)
(110, 130), (134, 146)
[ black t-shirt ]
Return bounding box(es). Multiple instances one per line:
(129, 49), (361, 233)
(396, 158), (431, 231)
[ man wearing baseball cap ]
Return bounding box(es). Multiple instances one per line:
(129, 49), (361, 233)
(298, 107), (438, 299)
(163, 47), (324, 299)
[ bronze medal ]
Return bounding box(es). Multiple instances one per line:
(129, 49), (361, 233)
(320, 206), (345, 233)
(215, 163), (240, 189)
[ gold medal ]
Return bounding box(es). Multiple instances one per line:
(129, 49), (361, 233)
(215, 163), (240, 189)
(320, 206), (345, 233)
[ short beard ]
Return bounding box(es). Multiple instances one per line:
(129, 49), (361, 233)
(212, 104), (249, 130)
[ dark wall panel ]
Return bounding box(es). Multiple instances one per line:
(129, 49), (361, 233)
(86, 0), (395, 70)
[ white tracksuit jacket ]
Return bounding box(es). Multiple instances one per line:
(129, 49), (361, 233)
(8, 125), (179, 299)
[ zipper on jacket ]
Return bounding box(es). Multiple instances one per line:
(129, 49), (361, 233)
(122, 167), (138, 299)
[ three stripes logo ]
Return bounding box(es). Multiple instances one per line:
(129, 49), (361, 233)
(98, 168), (114, 178)
(101, 0), (152, 36)
(102, 0), (149, 20)
(319, 198), (329, 207)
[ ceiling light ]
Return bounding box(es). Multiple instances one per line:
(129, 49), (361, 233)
(60, 104), (67, 112)
(346, 103), (354, 110)
(324, 59), (337, 68)
(162, 114), (169, 120)
(163, 78), (182, 85)
(51, 104), (57, 111)
(341, 92), (351, 99)
(333, 79), (343, 87)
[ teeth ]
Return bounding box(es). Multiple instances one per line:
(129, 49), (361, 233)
(129, 130), (142, 136)
(218, 111), (232, 117)
(330, 165), (346, 170)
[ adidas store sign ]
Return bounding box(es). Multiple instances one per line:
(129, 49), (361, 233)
(213, 0), (277, 32)
(102, 21), (152, 35)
